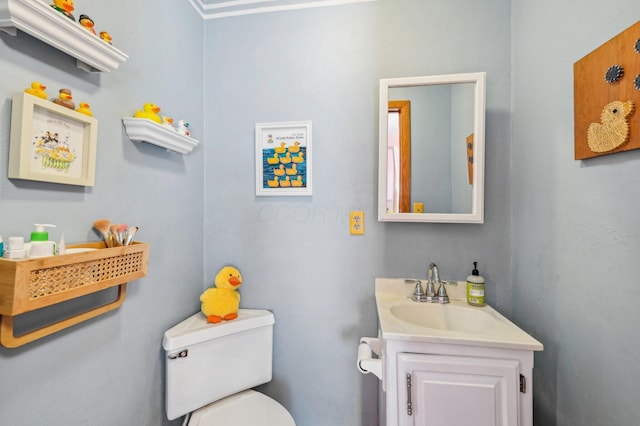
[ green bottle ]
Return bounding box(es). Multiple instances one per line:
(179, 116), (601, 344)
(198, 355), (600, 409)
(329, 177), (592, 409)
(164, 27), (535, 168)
(466, 261), (485, 306)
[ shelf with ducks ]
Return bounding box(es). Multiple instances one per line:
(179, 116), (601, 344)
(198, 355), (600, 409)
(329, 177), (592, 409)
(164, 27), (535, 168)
(0, 0), (128, 72)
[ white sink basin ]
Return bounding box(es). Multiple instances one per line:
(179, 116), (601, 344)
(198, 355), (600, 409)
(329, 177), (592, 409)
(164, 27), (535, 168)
(390, 303), (504, 334)
(376, 278), (543, 350)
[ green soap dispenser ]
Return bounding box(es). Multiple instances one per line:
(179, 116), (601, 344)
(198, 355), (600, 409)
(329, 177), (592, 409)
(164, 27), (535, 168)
(466, 261), (486, 306)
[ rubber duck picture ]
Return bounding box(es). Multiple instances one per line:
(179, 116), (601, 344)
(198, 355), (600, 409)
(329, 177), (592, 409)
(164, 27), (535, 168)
(25, 82), (48, 99)
(99, 31), (113, 45)
(53, 88), (75, 110)
(267, 153), (280, 165)
(134, 103), (162, 124)
(50, 0), (75, 21)
(76, 102), (93, 117)
(78, 14), (96, 35)
(199, 266), (243, 323)
(291, 176), (304, 187)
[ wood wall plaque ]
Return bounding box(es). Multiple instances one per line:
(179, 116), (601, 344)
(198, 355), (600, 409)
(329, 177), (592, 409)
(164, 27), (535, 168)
(574, 20), (640, 160)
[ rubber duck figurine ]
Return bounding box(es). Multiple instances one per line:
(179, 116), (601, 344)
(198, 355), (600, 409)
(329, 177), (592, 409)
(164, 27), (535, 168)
(176, 119), (191, 136)
(199, 265), (243, 323)
(50, 0), (75, 21)
(76, 102), (93, 117)
(25, 82), (48, 99)
(52, 88), (75, 110)
(133, 103), (162, 124)
(161, 115), (175, 130)
(78, 14), (96, 35)
(99, 31), (113, 45)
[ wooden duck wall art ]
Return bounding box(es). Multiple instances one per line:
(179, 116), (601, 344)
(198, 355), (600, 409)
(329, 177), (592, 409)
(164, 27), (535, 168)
(574, 20), (640, 160)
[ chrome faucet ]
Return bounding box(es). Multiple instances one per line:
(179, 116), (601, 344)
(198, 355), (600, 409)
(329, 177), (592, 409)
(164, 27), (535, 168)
(428, 263), (449, 304)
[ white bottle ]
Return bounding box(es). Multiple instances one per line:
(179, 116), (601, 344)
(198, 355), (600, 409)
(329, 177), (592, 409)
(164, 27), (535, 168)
(466, 261), (486, 306)
(29, 223), (57, 258)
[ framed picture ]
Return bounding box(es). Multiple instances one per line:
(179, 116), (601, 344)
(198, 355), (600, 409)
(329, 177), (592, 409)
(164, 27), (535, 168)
(255, 121), (312, 196)
(8, 92), (98, 186)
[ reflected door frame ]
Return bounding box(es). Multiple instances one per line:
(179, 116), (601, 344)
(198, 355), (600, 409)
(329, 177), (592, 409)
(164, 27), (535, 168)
(389, 100), (411, 213)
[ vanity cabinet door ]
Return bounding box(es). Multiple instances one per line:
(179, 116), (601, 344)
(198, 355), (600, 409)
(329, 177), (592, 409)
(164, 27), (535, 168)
(397, 353), (520, 426)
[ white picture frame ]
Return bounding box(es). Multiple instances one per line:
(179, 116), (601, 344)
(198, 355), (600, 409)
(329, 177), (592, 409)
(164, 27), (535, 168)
(255, 121), (312, 196)
(8, 92), (98, 186)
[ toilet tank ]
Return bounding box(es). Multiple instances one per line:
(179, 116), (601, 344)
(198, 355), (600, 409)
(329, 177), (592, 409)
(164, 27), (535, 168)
(163, 309), (275, 421)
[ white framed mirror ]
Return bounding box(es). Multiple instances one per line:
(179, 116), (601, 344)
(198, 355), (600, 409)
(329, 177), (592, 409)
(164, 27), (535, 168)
(378, 72), (486, 223)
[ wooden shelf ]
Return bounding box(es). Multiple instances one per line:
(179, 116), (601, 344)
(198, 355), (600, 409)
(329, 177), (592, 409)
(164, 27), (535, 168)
(0, 241), (149, 347)
(0, 0), (128, 72)
(122, 117), (200, 154)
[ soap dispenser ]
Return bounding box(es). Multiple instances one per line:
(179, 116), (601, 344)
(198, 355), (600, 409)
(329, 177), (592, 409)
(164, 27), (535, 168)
(29, 223), (57, 258)
(466, 261), (486, 306)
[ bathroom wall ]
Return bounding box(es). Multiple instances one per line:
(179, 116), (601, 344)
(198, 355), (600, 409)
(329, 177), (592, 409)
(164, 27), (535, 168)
(203, 0), (511, 424)
(0, 1), (204, 425)
(511, 1), (640, 425)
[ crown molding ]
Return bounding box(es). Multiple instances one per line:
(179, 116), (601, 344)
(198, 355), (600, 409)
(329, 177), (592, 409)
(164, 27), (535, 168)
(189, 0), (377, 19)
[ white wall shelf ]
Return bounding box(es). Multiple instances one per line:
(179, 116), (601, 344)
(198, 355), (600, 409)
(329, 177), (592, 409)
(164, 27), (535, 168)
(122, 118), (200, 154)
(0, 0), (128, 72)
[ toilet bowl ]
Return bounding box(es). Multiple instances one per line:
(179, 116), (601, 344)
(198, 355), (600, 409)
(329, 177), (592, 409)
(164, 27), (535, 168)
(189, 389), (294, 425)
(163, 309), (295, 425)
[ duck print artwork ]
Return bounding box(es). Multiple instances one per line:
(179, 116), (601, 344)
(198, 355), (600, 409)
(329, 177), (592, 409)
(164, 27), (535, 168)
(256, 122), (312, 196)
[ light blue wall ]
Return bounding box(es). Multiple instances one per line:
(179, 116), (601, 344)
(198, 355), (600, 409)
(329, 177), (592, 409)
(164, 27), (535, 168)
(203, 0), (511, 424)
(511, 1), (640, 425)
(11, 1), (636, 425)
(0, 1), (203, 425)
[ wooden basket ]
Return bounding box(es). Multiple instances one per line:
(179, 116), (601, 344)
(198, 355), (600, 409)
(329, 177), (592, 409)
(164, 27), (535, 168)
(0, 241), (149, 347)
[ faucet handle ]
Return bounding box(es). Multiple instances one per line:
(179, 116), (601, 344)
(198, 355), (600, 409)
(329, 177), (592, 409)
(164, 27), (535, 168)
(406, 280), (428, 302)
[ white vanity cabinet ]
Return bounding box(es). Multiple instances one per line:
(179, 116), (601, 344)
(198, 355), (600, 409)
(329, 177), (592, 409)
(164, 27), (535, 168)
(384, 340), (535, 426)
(364, 278), (543, 426)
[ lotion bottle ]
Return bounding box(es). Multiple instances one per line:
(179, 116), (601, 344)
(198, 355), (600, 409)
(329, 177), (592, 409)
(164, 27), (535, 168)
(466, 261), (486, 306)
(29, 224), (57, 258)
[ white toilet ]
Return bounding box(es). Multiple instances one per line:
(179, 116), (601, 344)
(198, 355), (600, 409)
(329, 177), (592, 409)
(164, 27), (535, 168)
(163, 309), (296, 425)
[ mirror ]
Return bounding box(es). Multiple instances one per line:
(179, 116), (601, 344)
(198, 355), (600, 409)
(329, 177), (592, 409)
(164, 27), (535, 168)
(378, 72), (486, 223)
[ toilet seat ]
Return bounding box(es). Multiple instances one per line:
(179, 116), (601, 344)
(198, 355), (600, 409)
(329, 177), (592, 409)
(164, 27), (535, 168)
(189, 390), (295, 426)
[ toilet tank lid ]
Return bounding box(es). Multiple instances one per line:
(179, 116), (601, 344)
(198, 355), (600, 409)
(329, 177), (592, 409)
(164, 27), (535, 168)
(163, 309), (275, 351)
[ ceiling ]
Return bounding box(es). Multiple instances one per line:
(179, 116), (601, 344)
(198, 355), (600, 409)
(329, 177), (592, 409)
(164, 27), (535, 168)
(188, 0), (378, 19)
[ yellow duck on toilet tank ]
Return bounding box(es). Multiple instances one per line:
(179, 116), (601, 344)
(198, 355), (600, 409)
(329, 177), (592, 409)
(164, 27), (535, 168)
(199, 266), (242, 323)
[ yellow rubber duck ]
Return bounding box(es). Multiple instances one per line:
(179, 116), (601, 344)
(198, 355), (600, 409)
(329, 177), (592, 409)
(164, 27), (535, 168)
(78, 14), (96, 35)
(279, 152), (291, 164)
(273, 164), (285, 176)
(274, 142), (287, 154)
(291, 176), (303, 187)
(25, 82), (48, 99)
(288, 141), (301, 153)
(292, 152), (304, 163)
(279, 176), (291, 187)
(76, 102), (93, 117)
(50, 0), (75, 21)
(266, 153), (280, 165)
(134, 103), (162, 124)
(99, 31), (113, 45)
(52, 88), (75, 110)
(199, 266), (242, 323)
(285, 163), (297, 175)
(267, 176), (279, 187)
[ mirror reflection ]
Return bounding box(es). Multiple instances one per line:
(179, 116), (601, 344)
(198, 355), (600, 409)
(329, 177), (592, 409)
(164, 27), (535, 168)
(378, 73), (486, 223)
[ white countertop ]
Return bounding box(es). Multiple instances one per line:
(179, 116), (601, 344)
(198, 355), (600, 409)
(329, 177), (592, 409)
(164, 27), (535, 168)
(375, 278), (544, 351)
